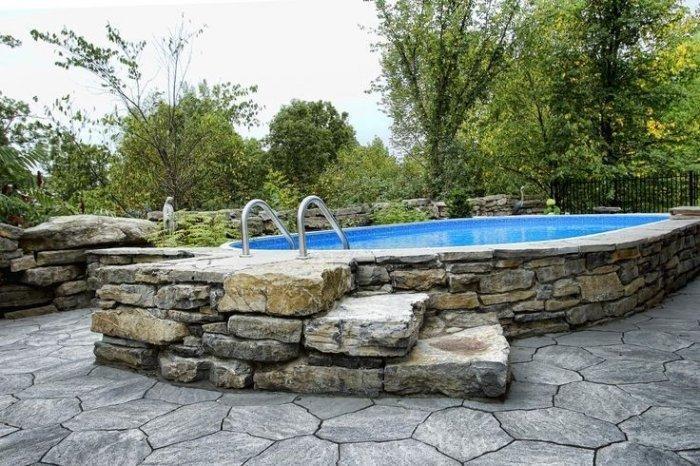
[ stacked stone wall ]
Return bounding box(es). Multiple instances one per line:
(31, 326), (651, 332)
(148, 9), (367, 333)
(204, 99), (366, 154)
(0, 216), (156, 319)
(356, 223), (700, 338)
(468, 194), (545, 217)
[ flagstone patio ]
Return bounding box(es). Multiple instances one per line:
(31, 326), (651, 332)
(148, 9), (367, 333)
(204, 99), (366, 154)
(0, 279), (698, 465)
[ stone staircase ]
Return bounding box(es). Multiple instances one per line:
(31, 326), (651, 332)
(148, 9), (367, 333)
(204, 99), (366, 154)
(91, 256), (511, 398)
(213, 258), (511, 397)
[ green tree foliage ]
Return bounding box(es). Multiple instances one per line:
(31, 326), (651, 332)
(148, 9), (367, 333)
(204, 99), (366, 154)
(266, 100), (357, 192)
(315, 138), (424, 206)
(370, 0), (520, 196)
(32, 23), (260, 210)
(370, 202), (429, 224)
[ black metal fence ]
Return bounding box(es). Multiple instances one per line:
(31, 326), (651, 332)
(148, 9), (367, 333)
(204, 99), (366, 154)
(550, 171), (699, 214)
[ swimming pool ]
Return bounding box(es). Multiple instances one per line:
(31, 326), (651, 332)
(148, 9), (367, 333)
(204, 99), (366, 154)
(224, 214), (669, 251)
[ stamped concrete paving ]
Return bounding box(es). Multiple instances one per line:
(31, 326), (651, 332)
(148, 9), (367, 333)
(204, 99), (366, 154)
(1, 281), (699, 465)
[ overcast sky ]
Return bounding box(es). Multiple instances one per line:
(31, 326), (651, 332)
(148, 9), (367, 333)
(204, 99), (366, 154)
(0, 0), (391, 145)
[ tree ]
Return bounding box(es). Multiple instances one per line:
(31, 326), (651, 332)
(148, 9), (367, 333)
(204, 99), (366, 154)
(370, 0), (520, 196)
(265, 100), (356, 192)
(316, 138), (423, 206)
(32, 22), (259, 209)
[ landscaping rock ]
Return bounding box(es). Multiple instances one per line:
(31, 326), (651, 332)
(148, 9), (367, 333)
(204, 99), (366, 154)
(202, 332), (299, 362)
(3, 303), (58, 319)
(159, 352), (209, 383)
(21, 265), (81, 287)
(578, 272), (624, 302)
(155, 284), (210, 309)
(479, 269), (534, 293)
(97, 283), (156, 307)
(228, 315), (303, 343)
(218, 260), (352, 316)
(0, 236), (18, 252)
(94, 341), (158, 369)
(208, 358), (253, 388)
(253, 358), (383, 395)
(384, 324), (509, 397)
(356, 265), (390, 286)
(0, 284), (53, 309)
(35, 249), (86, 266)
(307, 351), (384, 369)
(91, 307), (189, 345)
(20, 215), (155, 251)
(304, 293), (428, 357)
(0, 222), (22, 240)
(429, 292), (479, 310)
(391, 269), (446, 290)
(53, 292), (92, 310)
(55, 280), (88, 296)
(9, 254), (35, 272)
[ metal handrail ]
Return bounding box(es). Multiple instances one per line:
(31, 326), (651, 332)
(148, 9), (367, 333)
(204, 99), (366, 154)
(240, 199), (295, 256)
(297, 195), (350, 258)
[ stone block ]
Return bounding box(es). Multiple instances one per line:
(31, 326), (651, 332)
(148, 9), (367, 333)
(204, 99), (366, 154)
(545, 297), (581, 311)
(55, 280), (88, 296)
(21, 265), (82, 287)
(9, 254), (36, 272)
(552, 278), (580, 298)
(391, 269), (446, 291)
(355, 265), (390, 286)
(0, 284), (53, 309)
(35, 249), (86, 266)
(97, 284), (156, 307)
(202, 322), (228, 334)
(0, 249), (22, 268)
(480, 290), (536, 306)
(3, 304), (58, 319)
(304, 293), (428, 357)
(91, 307), (189, 345)
(228, 315), (303, 343)
(159, 352), (209, 383)
(0, 222), (22, 240)
(306, 351), (384, 369)
(480, 270), (534, 293)
(604, 295), (638, 317)
(439, 310), (500, 329)
(565, 303), (605, 326)
(448, 274), (479, 292)
(155, 284), (210, 309)
(54, 292), (92, 311)
(218, 261), (352, 316)
(446, 262), (492, 274)
(166, 310), (224, 324)
(577, 273), (624, 302)
(254, 358), (383, 396)
(0, 236), (18, 252)
(202, 332), (299, 362)
(429, 292), (479, 310)
(94, 341), (157, 369)
(384, 325), (509, 398)
(208, 358), (253, 388)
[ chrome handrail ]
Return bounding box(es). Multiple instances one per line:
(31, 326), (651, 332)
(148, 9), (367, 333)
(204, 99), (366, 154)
(297, 195), (350, 258)
(240, 199), (295, 256)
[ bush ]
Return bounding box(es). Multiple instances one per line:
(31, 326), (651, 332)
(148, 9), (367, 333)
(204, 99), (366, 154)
(445, 187), (474, 218)
(147, 211), (239, 247)
(543, 198), (561, 215)
(371, 202), (429, 225)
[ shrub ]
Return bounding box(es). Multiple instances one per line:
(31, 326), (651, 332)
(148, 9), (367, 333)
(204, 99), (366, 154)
(371, 202), (429, 225)
(445, 187), (474, 218)
(147, 211), (239, 247)
(544, 198), (561, 215)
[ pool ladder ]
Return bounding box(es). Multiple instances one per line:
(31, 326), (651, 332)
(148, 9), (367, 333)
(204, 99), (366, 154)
(239, 196), (349, 258)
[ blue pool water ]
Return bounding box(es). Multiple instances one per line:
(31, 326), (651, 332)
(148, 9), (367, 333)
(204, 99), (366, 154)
(225, 214), (668, 251)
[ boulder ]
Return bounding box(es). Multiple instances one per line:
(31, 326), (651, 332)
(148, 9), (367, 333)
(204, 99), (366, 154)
(202, 332), (299, 362)
(20, 215), (155, 251)
(304, 293), (428, 357)
(384, 324), (509, 398)
(253, 358), (383, 396)
(91, 307), (189, 345)
(21, 265), (82, 287)
(218, 260), (352, 317)
(228, 315), (303, 343)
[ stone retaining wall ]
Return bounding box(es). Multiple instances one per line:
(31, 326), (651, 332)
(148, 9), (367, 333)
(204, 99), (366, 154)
(356, 221), (700, 338)
(0, 216), (155, 319)
(468, 194), (544, 216)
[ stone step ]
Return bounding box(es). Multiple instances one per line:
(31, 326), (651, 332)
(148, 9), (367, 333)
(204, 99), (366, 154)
(303, 293), (430, 357)
(384, 324), (510, 398)
(218, 259), (352, 317)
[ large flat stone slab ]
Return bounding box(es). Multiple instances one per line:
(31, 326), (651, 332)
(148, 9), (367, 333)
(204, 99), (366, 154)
(304, 293), (428, 357)
(202, 332), (298, 362)
(91, 307), (189, 345)
(218, 260), (352, 316)
(384, 324), (509, 398)
(253, 358), (383, 396)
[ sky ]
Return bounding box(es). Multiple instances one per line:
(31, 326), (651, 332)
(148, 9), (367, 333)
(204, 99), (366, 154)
(0, 0), (392, 145)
